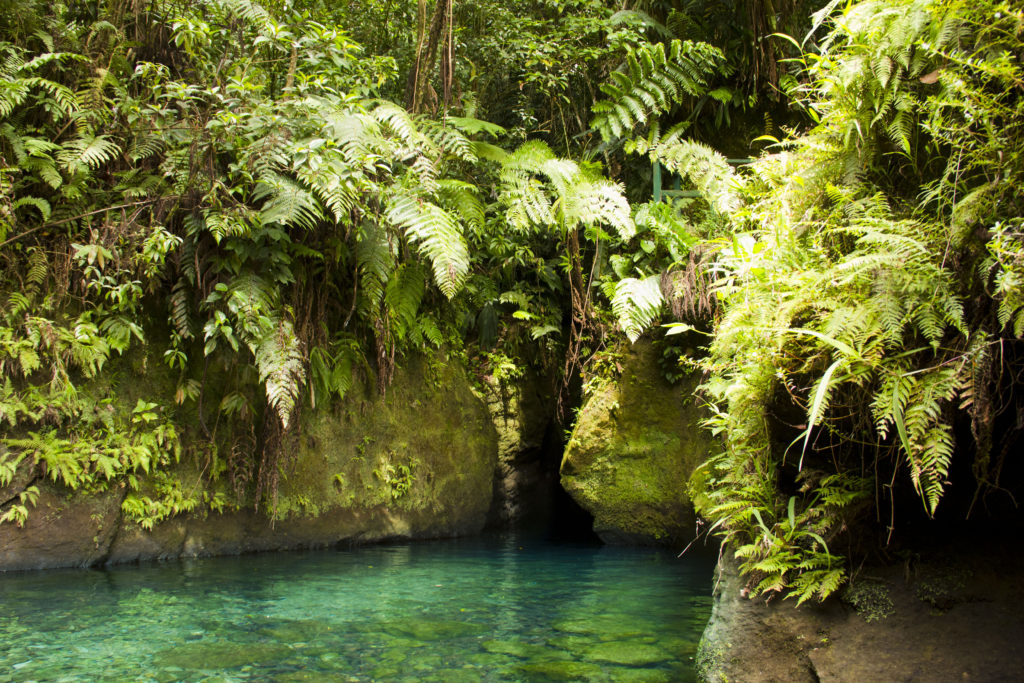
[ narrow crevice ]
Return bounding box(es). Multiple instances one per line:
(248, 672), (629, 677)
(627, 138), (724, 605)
(94, 487), (129, 567)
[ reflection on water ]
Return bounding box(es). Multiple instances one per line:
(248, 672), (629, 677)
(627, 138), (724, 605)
(0, 535), (715, 682)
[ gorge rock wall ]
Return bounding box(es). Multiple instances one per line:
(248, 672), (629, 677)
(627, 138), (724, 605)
(0, 351), (498, 571)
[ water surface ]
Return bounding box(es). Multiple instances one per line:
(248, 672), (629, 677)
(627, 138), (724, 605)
(0, 536), (715, 682)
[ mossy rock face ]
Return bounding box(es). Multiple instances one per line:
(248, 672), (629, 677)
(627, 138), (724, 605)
(274, 349), (498, 541)
(0, 483), (125, 571)
(0, 346), (497, 570)
(560, 341), (713, 546)
(477, 369), (557, 527)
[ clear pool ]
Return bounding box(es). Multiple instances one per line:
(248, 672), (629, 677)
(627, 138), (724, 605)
(0, 535), (715, 682)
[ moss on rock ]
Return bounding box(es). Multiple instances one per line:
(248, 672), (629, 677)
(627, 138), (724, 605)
(560, 341), (713, 546)
(275, 349), (497, 539)
(0, 347), (498, 570)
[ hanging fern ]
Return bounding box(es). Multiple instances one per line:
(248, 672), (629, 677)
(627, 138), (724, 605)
(386, 193), (470, 300)
(385, 263), (426, 341)
(610, 275), (665, 343)
(253, 317), (305, 430)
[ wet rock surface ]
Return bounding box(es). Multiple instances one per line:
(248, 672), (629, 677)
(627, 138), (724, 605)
(698, 541), (1024, 682)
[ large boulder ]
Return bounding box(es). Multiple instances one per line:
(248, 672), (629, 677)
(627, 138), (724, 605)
(560, 340), (713, 545)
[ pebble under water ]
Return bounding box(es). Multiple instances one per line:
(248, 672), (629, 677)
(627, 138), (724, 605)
(0, 535), (716, 682)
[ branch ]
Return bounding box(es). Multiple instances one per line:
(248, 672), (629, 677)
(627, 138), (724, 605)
(0, 197), (176, 249)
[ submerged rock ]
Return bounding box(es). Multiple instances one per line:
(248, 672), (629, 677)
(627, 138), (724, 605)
(560, 340), (713, 546)
(515, 660), (604, 680)
(581, 640), (670, 666)
(378, 618), (486, 641)
(551, 615), (655, 640)
(418, 668), (484, 683)
(604, 668), (673, 683)
(480, 639), (569, 660)
(153, 640), (292, 670)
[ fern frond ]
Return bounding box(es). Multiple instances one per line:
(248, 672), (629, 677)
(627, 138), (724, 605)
(386, 194), (469, 299)
(58, 134), (121, 174)
(566, 180), (635, 240)
(219, 0), (271, 23)
(371, 101), (424, 158)
(422, 119), (476, 162)
(651, 139), (739, 214)
(356, 222), (394, 314)
(437, 179), (486, 234)
(591, 39), (724, 143)
(253, 317), (305, 430)
(611, 275), (665, 342)
(385, 264), (426, 337)
(255, 173), (323, 230)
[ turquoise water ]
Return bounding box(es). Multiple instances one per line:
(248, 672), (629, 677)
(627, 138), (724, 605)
(0, 536), (715, 682)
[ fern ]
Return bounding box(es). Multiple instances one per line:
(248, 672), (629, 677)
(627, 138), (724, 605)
(437, 179), (486, 235)
(499, 140), (633, 239)
(255, 173), (323, 230)
(422, 119), (476, 163)
(566, 180), (635, 240)
(650, 139), (739, 215)
(219, 0), (271, 23)
(253, 317), (305, 430)
(58, 134), (121, 174)
(385, 263), (426, 339)
(356, 222), (395, 315)
(386, 193), (470, 299)
(591, 39), (725, 143)
(611, 275), (665, 343)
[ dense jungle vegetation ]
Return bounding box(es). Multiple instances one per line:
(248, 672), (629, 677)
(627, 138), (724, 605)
(2, 0), (1023, 603)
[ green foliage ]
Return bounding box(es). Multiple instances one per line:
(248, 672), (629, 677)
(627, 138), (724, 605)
(843, 580), (895, 622)
(592, 39), (725, 143)
(646, 0), (1024, 603)
(610, 275), (665, 344)
(0, 0), (658, 524)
